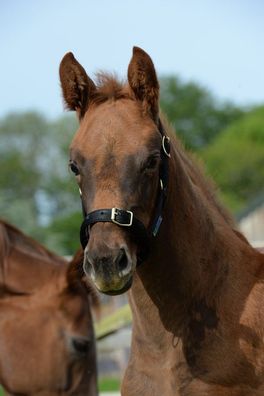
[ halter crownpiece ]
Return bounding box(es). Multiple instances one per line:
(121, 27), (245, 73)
(79, 118), (170, 265)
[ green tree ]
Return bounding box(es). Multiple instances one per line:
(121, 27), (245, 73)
(160, 76), (244, 150)
(0, 112), (48, 232)
(201, 106), (264, 213)
(42, 211), (83, 255)
(0, 111), (79, 248)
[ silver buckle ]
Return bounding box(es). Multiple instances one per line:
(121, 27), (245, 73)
(162, 136), (171, 157)
(111, 208), (133, 227)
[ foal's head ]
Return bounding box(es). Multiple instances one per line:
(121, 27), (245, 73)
(60, 47), (163, 295)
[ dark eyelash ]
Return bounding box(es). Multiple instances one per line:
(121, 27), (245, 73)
(69, 161), (79, 176)
(146, 157), (159, 169)
(143, 155), (160, 172)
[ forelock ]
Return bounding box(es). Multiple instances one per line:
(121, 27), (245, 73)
(90, 73), (132, 105)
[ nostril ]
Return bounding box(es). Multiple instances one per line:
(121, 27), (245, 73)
(116, 248), (129, 272)
(71, 337), (91, 356)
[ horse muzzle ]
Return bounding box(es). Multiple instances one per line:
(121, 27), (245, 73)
(83, 246), (134, 295)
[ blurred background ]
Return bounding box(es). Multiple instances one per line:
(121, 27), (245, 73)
(1, 0), (264, 393)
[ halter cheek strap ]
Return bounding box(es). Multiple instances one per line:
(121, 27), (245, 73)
(79, 119), (170, 265)
(150, 120), (170, 237)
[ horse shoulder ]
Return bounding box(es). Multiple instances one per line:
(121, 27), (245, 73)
(238, 273), (264, 368)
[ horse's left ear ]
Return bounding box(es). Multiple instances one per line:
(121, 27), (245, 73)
(128, 46), (159, 122)
(59, 52), (96, 118)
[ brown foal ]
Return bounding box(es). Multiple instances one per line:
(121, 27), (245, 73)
(0, 220), (98, 396)
(60, 47), (264, 395)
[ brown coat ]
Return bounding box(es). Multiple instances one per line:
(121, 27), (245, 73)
(0, 221), (98, 396)
(60, 46), (264, 395)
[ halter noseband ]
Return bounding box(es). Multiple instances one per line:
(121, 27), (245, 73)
(79, 119), (170, 265)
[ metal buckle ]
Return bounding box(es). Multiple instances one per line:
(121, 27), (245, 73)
(162, 136), (171, 157)
(111, 208), (133, 227)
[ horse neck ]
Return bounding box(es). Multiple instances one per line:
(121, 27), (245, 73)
(160, 140), (240, 297)
(130, 134), (255, 335)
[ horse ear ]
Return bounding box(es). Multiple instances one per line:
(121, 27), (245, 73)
(59, 52), (96, 118)
(128, 46), (159, 122)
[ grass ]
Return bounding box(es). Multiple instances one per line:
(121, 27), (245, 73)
(0, 380), (120, 394)
(95, 304), (132, 340)
(99, 376), (121, 392)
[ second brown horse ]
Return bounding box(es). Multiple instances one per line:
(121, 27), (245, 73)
(0, 220), (98, 396)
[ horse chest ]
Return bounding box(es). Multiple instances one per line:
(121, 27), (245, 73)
(122, 336), (192, 396)
(123, 342), (264, 396)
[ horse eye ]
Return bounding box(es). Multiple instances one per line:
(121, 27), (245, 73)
(144, 156), (159, 171)
(69, 162), (79, 176)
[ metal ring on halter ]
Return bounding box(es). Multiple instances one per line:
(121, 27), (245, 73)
(162, 136), (171, 158)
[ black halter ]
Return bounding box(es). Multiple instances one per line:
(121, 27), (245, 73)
(79, 119), (170, 265)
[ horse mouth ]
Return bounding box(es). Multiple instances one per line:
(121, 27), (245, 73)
(91, 273), (133, 296)
(98, 276), (133, 295)
(83, 259), (134, 295)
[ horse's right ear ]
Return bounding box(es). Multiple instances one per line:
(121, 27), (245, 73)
(59, 52), (96, 118)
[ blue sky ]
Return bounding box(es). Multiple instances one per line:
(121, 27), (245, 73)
(1, 0), (263, 119)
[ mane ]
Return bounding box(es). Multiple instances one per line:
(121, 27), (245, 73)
(90, 73), (132, 105)
(0, 219), (66, 265)
(0, 222), (10, 267)
(160, 115), (237, 229)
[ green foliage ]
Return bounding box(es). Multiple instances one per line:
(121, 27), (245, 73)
(201, 106), (264, 212)
(160, 76), (244, 150)
(0, 111), (80, 249)
(99, 376), (121, 392)
(0, 112), (48, 233)
(40, 211), (83, 255)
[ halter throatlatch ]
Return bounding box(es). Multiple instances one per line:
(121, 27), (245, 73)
(79, 118), (170, 265)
